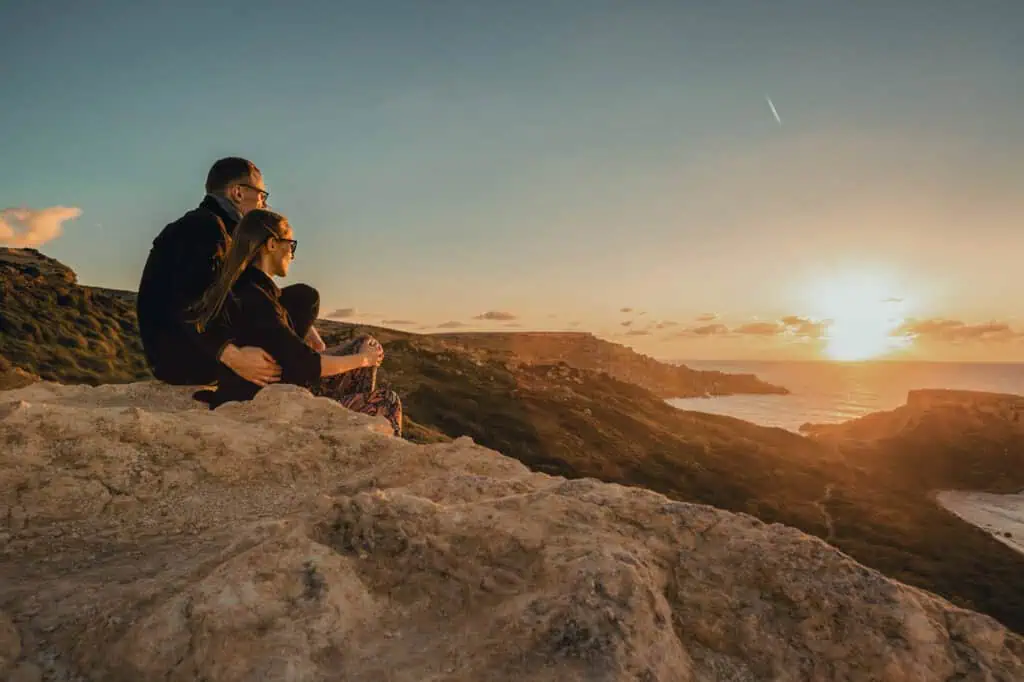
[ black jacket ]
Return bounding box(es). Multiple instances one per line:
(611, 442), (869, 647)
(136, 196), (236, 385)
(206, 267), (322, 408)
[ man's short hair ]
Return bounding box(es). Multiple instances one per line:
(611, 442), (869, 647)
(205, 157), (261, 194)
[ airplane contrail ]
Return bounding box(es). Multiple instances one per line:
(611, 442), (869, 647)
(765, 95), (782, 125)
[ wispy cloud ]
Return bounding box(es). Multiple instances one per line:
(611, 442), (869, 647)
(780, 315), (828, 338)
(473, 310), (518, 321)
(734, 321), (784, 336)
(687, 323), (729, 336)
(896, 318), (1017, 342)
(620, 307), (633, 313)
(381, 319), (416, 326)
(695, 313), (718, 322)
(436, 321), (466, 329)
(0, 206), (82, 248)
(327, 308), (357, 319)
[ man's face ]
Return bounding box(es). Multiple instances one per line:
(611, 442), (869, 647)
(228, 172), (269, 215)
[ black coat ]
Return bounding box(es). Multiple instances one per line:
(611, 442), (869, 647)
(136, 196), (236, 385)
(206, 267), (322, 408)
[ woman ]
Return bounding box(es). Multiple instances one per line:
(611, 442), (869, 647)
(191, 209), (403, 436)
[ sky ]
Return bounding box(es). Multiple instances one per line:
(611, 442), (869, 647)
(2, 1), (1023, 362)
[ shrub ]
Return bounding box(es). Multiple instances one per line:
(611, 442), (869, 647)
(57, 334), (86, 349)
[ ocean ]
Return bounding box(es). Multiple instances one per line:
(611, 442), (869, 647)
(666, 361), (1024, 432)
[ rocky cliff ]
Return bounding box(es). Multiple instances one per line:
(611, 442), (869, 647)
(801, 389), (1024, 493)
(1, 381), (1022, 681)
(432, 332), (788, 398)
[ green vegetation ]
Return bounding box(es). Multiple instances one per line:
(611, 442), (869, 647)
(432, 330), (789, 398)
(3, 247), (1024, 633)
(0, 249), (151, 385)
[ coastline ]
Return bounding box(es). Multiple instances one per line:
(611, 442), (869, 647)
(935, 490), (1024, 558)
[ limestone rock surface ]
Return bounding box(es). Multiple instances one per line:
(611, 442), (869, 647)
(1, 381), (1023, 681)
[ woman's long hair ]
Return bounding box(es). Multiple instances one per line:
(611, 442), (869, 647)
(190, 208), (289, 332)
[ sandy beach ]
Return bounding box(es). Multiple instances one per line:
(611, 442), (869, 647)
(936, 490), (1024, 557)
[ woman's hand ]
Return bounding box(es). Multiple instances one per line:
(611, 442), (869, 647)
(305, 326), (327, 352)
(359, 344), (384, 368)
(359, 337), (384, 361)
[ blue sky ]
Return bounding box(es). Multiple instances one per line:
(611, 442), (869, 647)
(2, 1), (1022, 360)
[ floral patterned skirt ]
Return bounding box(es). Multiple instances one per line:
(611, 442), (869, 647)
(315, 334), (403, 437)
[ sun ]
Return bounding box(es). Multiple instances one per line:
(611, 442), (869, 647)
(811, 273), (911, 362)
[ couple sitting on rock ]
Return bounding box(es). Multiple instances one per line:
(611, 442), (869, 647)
(135, 157), (403, 437)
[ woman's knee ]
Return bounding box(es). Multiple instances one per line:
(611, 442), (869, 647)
(280, 283), (320, 317)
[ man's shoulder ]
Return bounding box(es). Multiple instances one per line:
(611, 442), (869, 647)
(154, 203), (228, 247)
(167, 204), (225, 233)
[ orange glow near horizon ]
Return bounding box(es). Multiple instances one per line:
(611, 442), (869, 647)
(812, 272), (913, 362)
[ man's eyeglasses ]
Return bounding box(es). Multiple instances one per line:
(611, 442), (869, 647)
(278, 238), (298, 255)
(240, 184), (270, 203)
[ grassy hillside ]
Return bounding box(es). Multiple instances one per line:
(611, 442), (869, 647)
(433, 331), (789, 398)
(3, 248), (1024, 633)
(0, 248), (151, 384)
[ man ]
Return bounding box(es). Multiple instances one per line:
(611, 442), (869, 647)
(137, 157), (326, 387)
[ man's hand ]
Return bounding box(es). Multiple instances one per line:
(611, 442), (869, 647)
(220, 344), (281, 386)
(305, 325), (327, 352)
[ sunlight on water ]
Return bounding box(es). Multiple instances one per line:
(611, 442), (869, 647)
(667, 361), (1024, 432)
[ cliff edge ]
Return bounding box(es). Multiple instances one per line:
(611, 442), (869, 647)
(1, 381), (1022, 681)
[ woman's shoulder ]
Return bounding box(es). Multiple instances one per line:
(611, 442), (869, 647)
(227, 272), (288, 323)
(231, 270), (275, 302)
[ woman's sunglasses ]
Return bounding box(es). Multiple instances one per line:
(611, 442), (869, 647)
(265, 233), (297, 255)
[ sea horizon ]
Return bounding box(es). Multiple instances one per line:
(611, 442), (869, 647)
(666, 358), (1024, 432)
(671, 358), (1024, 366)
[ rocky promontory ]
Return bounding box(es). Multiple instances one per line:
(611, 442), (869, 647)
(1, 380), (1022, 681)
(800, 389), (1024, 493)
(433, 332), (788, 398)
